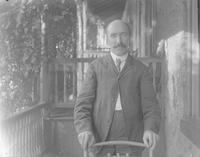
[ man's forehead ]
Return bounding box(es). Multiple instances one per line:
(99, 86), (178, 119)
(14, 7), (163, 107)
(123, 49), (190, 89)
(107, 20), (130, 34)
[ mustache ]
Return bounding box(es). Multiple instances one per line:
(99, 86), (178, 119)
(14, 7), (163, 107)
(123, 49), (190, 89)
(113, 43), (127, 49)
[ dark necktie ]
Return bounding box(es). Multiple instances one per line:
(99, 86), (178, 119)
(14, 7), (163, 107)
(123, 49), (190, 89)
(116, 58), (121, 72)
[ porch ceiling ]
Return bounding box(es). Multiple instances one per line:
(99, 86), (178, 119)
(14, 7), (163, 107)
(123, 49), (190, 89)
(87, 0), (126, 21)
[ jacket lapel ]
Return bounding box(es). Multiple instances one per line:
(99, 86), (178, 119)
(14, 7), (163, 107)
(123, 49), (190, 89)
(104, 53), (136, 77)
(105, 54), (119, 75)
(119, 54), (136, 79)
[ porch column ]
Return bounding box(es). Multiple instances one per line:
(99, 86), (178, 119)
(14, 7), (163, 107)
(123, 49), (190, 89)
(40, 5), (48, 103)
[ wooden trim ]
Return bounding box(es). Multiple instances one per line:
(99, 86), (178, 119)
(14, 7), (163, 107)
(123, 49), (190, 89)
(180, 117), (200, 149)
(50, 56), (163, 64)
(51, 57), (95, 64)
(1, 102), (49, 123)
(44, 117), (74, 121)
(83, 50), (109, 54)
(52, 101), (76, 108)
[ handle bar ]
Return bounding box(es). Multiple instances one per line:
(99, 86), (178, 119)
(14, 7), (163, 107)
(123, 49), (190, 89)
(84, 140), (153, 157)
(92, 140), (146, 148)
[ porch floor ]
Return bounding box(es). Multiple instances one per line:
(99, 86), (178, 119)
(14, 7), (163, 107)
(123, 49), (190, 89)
(41, 149), (69, 157)
(41, 152), (62, 157)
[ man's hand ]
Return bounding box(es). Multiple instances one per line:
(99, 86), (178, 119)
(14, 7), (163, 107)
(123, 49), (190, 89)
(78, 131), (95, 150)
(143, 130), (159, 150)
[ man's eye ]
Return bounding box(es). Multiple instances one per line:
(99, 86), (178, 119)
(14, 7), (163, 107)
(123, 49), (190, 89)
(121, 33), (128, 38)
(110, 34), (117, 38)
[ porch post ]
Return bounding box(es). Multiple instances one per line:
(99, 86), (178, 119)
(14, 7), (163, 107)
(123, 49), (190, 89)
(76, 0), (84, 94)
(39, 4), (49, 153)
(40, 4), (48, 103)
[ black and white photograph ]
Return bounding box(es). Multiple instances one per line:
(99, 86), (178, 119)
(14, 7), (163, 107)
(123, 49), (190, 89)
(0, 0), (199, 157)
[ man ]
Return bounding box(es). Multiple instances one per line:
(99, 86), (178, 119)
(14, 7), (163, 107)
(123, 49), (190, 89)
(74, 20), (161, 157)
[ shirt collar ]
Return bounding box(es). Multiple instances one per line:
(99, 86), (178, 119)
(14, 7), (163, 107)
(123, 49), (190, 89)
(110, 51), (128, 63)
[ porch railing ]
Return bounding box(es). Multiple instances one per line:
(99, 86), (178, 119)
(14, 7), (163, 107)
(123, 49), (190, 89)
(0, 102), (48, 157)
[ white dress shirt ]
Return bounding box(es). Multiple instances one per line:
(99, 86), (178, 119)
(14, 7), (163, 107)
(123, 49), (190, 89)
(110, 52), (128, 110)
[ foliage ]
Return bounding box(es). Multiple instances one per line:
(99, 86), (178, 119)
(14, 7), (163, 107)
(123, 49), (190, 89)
(0, 0), (42, 118)
(0, 1), (40, 118)
(0, 0), (77, 118)
(45, 0), (77, 59)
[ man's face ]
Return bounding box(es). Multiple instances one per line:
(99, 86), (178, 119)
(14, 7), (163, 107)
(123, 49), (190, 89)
(106, 21), (130, 56)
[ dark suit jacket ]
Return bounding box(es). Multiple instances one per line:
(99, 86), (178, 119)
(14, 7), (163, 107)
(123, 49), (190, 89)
(74, 54), (161, 144)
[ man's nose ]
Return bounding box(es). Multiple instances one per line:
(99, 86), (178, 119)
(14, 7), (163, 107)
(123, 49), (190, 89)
(116, 35), (122, 43)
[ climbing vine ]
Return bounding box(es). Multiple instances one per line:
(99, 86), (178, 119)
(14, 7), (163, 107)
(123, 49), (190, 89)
(0, 0), (77, 118)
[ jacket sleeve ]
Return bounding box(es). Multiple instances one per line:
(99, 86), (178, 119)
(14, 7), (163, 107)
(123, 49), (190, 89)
(140, 67), (161, 134)
(74, 63), (97, 134)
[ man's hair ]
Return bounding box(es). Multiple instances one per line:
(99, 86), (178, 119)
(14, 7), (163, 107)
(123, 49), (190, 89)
(105, 20), (132, 35)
